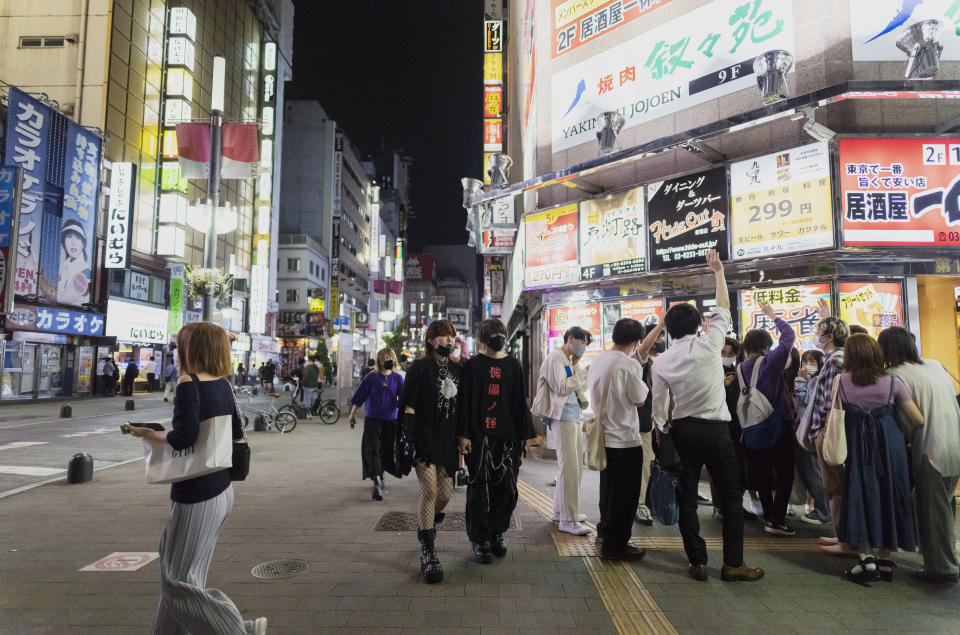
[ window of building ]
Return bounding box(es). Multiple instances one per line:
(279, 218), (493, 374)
(19, 36), (65, 48)
(287, 257), (301, 272)
(309, 261), (314, 276)
(286, 288), (299, 303)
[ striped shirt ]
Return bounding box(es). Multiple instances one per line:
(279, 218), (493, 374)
(806, 347), (844, 445)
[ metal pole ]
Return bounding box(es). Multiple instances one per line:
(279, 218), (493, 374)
(202, 109), (223, 321)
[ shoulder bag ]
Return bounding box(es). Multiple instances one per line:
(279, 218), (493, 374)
(645, 458), (680, 525)
(143, 374), (234, 484)
(227, 379), (251, 481)
(794, 373), (821, 453)
(584, 374), (612, 471)
(821, 375), (848, 466)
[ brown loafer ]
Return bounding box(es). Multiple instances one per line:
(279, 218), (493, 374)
(599, 544), (646, 561)
(721, 563), (765, 582)
(688, 564), (708, 581)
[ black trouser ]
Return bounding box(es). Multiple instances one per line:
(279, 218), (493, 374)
(121, 378), (134, 396)
(361, 417), (396, 480)
(465, 437), (519, 543)
(672, 417), (744, 567)
(146, 373), (155, 391)
(597, 445), (645, 551)
(709, 419), (747, 504)
(746, 429), (795, 524)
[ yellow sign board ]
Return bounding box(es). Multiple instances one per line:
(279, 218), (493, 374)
(309, 297), (324, 312)
(483, 53), (502, 84)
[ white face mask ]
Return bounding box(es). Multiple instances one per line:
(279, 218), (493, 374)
(721, 356), (736, 367)
(805, 364), (819, 375)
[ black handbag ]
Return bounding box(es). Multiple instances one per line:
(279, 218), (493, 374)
(227, 379), (251, 481)
(655, 426), (683, 473)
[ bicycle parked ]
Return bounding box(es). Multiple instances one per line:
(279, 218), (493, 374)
(235, 385), (298, 433)
(278, 378), (341, 425)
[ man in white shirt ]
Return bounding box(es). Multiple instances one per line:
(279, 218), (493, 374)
(587, 318), (649, 561)
(651, 250), (763, 582)
(144, 356), (157, 392)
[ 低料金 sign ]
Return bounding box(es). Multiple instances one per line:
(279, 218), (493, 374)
(730, 142), (834, 260)
(578, 186), (645, 280)
(525, 204), (580, 287)
(647, 167), (729, 270)
(838, 281), (903, 338)
(739, 284), (831, 351)
(601, 299), (663, 349)
(840, 137), (960, 247)
(548, 303), (603, 365)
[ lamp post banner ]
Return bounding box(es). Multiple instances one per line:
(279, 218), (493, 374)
(549, 0), (795, 152)
(58, 120), (101, 307)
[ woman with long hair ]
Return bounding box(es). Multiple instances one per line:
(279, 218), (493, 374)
(349, 348), (404, 501)
(878, 327), (960, 583)
(125, 322), (264, 634)
(398, 319), (461, 584)
(832, 333), (923, 583)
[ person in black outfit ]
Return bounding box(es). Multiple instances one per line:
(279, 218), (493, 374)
(122, 359), (139, 396)
(361, 358), (376, 379)
(124, 321), (265, 634)
(398, 319), (462, 584)
(457, 319), (536, 563)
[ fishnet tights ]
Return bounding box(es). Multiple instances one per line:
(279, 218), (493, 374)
(415, 462), (452, 530)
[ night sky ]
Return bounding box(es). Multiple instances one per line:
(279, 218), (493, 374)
(286, 0), (483, 250)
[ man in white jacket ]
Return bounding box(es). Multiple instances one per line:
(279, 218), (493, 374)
(532, 326), (592, 536)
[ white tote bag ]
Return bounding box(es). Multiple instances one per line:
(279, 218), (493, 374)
(144, 413), (233, 484)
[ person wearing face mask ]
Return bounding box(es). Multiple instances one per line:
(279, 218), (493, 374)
(349, 348), (404, 501)
(457, 319), (536, 563)
(793, 349), (831, 525)
(397, 320), (462, 583)
(531, 326), (593, 535)
(804, 302), (851, 554)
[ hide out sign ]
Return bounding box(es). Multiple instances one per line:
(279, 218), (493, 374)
(647, 167), (728, 269)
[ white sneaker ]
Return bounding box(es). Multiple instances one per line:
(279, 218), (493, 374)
(559, 521), (591, 536)
(749, 499), (764, 518)
(253, 617), (268, 635)
(553, 512), (588, 522)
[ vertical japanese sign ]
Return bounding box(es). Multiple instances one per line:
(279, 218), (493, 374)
(551, 0), (677, 58)
(849, 0), (960, 62)
(0, 167), (22, 313)
(525, 204), (580, 287)
(330, 131), (343, 320)
(548, 303), (603, 364)
(647, 167), (729, 269)
(579, 186), (645, 280)
(168, 263), (185, 336)
(551, 0), (794, 152)
(602, 299), (664, 349)
(838, 282), (903, 338)
(730, 142), (834, 260)
(4, 87), (51, 296)
(840, 138), (960, 247)
(740, 284), (831, 351)
(105, 163), (134, 268)
(58, 121), (100, 306)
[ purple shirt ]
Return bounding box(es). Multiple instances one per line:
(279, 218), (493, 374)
(351, 371), (404, 420)
(738, 318), (797, 425)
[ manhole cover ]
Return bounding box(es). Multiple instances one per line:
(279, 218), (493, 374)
(250, 559), (309, 579)
(374, 511), (520, 532)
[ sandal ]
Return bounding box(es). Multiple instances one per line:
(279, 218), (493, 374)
(877, 559), (896, 582)
(843, 556), (879, 585)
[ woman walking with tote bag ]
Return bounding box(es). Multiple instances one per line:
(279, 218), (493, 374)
(125, 322), (265, 634)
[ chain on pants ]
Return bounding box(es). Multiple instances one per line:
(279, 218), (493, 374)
(414, 462), (452, 530)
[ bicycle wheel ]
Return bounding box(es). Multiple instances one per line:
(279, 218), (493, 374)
(278, 404), (299, 419)
(274, 411), (298, 433)
(319, 402), (340, 425)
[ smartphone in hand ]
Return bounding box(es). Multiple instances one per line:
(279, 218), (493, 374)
(122, 422), (166, 433)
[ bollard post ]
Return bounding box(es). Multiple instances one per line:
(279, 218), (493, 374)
(124, 399), (135, 411)
(60, 405), (72, 418)
(67, 453), (94, 484)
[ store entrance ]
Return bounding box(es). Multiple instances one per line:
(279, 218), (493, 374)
(917, 276), (960, 380)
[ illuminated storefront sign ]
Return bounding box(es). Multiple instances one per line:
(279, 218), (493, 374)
(484, 85), (503, 118)
(10, 303), (105, 336)
(647, 167), (728, 270)
(485, 20), (503, 51)
(550, 0), (795, 152)
(168, 7), (197, 39)
(838, 281), (903, 338)
(249, 264), (268, 334)
(160, 162), (188, 193)
(161, 130), (179, 159)
(165, 68), (193, 99)
(740, 284), (831, 351)
(483, 53), (502, 83)
(59, 121), (101, 307)
(164, 99), (191, 127)
(106, 298), (169, 344)
(730, 142), (834, 260)
(548, 304), (603, 365)
(264, 42), (277, 71)
(483, 119), (503, 151)
(525, 204), (580, 287)
(602, 299), (663, 349)
(579, 186), (645, 279)
(840, 137), (960, 247)
(551, 0), (677, 58)
(166, 37), (195, 71)
(105, 163), (134, 269)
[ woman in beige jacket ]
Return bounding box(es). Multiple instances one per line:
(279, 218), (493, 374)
(532, 326), (592, 535)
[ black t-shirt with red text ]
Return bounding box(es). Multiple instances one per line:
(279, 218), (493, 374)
(457, 354), (535, 444)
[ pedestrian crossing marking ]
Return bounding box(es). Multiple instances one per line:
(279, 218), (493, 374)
(0, 442), (50, 451)
(0, 465), (65, 476)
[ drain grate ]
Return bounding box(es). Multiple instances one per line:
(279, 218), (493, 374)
(374, 511), (520, 532)
(250, 559), (309, 579)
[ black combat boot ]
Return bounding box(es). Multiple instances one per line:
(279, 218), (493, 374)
(372, 475), (384, 501)
(417, 529), (443, 583)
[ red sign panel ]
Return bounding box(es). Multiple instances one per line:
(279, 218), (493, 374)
(840, 137), (960, 247)
(548, 303), (603, 364)
(524, 204), (580, 287)
(404, 254), (436, 283)
(483, 119), (503, 150)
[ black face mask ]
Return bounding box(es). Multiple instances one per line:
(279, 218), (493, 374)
(435, 344), (454, 357)
(383, 360), (395, 370)
(487, 335), (506, 352)
(654, 342), (666, 354)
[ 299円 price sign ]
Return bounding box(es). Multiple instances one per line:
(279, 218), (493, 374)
(730, 142), (835, 260)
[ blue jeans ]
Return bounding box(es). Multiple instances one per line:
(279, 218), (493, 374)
(303, 387), (318, 410)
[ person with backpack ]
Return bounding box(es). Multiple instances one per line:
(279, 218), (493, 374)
(651, 250), (763, 582)
(122, 359), (139, 396)
(736, 303), (797, 537)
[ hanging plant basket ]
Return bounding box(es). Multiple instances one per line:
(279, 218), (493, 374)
(185, 266), (234, 306)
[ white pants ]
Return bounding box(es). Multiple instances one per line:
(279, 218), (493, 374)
(551, 420), (584, 522)
(638, 430), (654, 511)
(163, 381), (175, 400)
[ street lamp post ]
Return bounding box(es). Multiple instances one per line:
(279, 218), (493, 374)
(202, 55), (226, 321)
